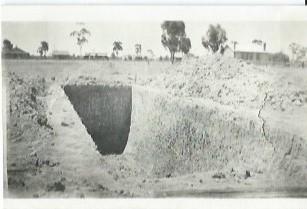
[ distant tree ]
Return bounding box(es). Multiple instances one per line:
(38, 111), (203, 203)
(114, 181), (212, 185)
(161, 21), (191, 63)
(289, 43), (307, 62)
(297, 47), (307, 60)
(37, 47), (43, 57)
(202, 24), (227, 54)
(113, 41), (123, 57)
(37, 41), (49, 57)
(2, 39), (13, 50)
(135, 44), (142, 57)
(70, 28), (91, 56)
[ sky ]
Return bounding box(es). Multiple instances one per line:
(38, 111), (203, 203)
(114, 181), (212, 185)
(2, 21), (307, 57)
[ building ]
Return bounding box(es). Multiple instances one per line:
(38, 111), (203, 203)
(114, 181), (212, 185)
(95, 53), (109, 60)
(234, 51), (272, 65)
(84, 52), (109, 60)
(232, 45), (275, 65)
(225, 44), (290, 66)
(2, 47), (30, 59)
(52, 50), (70, 59)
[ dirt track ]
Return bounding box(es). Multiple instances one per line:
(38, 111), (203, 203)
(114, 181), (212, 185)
(3, 57), (307, 197)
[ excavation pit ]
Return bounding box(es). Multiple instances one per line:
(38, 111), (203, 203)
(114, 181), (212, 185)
(63, 84), (307, 183)
(63, 85), (132, 155)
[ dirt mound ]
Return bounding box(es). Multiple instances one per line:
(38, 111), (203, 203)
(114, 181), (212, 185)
(146, 55), (307, 114)
(145, 55), (269, 110)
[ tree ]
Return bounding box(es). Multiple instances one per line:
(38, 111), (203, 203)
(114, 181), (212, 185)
(113, 41), (123, 57)
(288, 43), (307, 63)
(70, 28), (91, 56)
(161, 21), (191, 63)
(201, 24), (227, 54)
(135, 44), (142, 57)
(37, 41), (49, 57)
(297, 47), (307, 61)
(2, 39), (13, 50)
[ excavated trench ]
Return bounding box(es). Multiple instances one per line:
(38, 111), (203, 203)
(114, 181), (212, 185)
(63, 84), (307, 183)
(63, 85), (132, 155)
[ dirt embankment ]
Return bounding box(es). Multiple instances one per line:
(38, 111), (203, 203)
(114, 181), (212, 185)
(126, 86), (307, 186)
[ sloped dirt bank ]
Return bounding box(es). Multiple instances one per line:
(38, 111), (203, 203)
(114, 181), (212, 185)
(125, 86), (307, 188)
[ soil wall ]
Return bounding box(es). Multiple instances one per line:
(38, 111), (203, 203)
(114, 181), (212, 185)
(64, 85), (132, 155)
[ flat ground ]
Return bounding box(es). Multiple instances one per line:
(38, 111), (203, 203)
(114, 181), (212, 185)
(3, 58), (307, 198)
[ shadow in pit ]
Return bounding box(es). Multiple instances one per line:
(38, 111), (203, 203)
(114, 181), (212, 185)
(63, 85), (132, 155)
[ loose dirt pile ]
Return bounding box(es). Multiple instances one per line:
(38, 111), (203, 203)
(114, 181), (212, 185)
(144, 55), (307, 113)
(145, 55), (270, 109)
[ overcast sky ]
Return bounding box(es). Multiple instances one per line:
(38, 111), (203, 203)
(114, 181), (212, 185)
(2, 21), (307, 57)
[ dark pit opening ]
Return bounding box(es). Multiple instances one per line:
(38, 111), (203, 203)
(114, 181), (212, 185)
(64, 85), (132, 155)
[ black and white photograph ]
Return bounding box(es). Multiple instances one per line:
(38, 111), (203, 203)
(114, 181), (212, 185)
(1, 5), (307, 203)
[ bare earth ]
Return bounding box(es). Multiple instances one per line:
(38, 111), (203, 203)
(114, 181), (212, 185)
(3, 56), (307, 198)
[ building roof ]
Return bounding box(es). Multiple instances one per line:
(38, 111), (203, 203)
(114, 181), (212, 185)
(235, 50), (271, 55)
(234, 44), (273, 53)
(2, 47), (30, 55)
